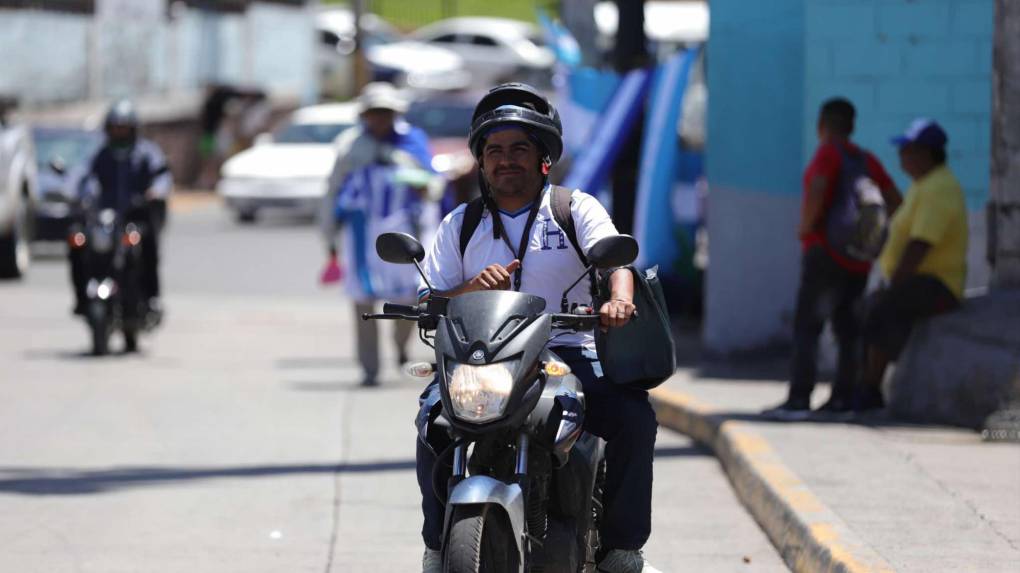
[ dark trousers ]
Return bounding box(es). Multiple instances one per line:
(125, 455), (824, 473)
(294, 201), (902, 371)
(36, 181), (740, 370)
(416, 346), (658, 551)
(789, 246), (868, 402)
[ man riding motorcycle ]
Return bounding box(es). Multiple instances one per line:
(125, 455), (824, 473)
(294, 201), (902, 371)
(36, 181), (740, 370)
(70, 99), (172, 320)
(416, 84), (661, 573)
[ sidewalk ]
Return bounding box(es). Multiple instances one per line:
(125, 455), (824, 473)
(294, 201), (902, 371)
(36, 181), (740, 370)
(651, 356), (1020, 573)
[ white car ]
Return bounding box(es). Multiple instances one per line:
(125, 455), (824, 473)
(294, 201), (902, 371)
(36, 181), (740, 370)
(410, 17), (555, 89)
(318, 8), (469, 99)
(217, 103), (359, 223)
(0, 101), (38, 278)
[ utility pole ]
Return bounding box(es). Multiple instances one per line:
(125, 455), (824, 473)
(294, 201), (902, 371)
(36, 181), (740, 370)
(609, 0), (648, 234)
(991, 0), (1020, 288)
(352, 0), (370, 93)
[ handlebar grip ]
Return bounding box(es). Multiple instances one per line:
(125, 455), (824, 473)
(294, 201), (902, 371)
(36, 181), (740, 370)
(383, 303), (418, 315)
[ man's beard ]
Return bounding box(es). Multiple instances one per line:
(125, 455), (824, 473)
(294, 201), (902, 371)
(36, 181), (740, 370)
(488, 169), (539, 198)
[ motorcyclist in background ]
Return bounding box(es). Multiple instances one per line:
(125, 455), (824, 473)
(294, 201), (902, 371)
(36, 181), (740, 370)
(69, 99), (173, 320)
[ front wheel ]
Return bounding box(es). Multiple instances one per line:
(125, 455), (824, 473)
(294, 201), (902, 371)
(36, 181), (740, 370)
(0, 201), (30, 279)
(88, 301), (111, 356)
(444, 504), (520, 573)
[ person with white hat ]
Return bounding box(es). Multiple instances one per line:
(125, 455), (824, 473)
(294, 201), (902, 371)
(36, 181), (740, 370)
(320, 82), (440, 386)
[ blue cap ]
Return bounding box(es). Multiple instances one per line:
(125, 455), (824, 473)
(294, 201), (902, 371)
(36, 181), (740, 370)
(891, 118), (948, 148)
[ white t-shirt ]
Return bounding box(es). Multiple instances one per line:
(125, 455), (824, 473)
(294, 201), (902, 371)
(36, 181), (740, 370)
(419, 186), (619, 349)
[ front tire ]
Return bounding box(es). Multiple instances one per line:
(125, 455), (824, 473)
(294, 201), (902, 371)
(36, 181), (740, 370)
(88, 302), (111, 356)
(0, 201), (30, 279)
(445, 504), (520, 573)
(235, 208), (258, 224)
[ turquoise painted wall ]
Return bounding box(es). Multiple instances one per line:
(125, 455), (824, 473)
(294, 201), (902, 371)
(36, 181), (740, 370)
(704, 0), (994, 353)
(804, 0), (993, 209)
(706, 0), (805, 196)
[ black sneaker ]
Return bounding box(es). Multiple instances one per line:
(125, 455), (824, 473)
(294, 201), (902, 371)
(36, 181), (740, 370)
(853, 387), (885, 412)
(814, 395), (855, 420)
(761, 397), (812, 421)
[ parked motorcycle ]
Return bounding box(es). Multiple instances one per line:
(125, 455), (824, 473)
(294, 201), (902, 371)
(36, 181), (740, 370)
(68, 199), (151, 355)
(365, 231), (638, 572)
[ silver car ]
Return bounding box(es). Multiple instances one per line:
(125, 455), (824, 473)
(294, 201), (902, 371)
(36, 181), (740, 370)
(0, 102), (39, 279)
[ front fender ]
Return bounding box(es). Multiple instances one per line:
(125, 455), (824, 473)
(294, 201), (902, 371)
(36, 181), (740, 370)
(445, 475), (525, 560)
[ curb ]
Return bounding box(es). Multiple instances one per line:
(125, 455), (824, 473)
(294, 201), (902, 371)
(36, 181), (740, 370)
(650, 387), (897, 573)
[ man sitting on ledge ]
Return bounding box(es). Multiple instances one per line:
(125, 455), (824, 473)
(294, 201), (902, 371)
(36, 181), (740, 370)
(857, 119), (968, 411)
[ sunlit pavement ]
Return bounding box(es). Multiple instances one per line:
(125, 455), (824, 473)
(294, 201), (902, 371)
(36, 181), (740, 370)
(0, 198), (784, 572)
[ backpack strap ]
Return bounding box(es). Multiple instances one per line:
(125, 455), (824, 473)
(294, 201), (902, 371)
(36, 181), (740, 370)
(459, 196), (486, 258)
(549, 185), (588, 267)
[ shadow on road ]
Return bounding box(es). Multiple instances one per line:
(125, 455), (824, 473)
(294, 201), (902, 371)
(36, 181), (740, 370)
(0, 460), (417, 496)
(22, 348), (148, 361)
(0, 445), (709, 496)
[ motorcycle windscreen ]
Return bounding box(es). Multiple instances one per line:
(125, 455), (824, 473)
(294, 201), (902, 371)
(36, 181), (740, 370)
(444, 291), (548, 351)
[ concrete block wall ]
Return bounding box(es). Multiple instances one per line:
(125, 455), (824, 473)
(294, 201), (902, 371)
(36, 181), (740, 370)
(704, 0), (806, 353)
(804, 0), (993, 291)
(705, 0), (994, 354)
(804, 0), (993, 211)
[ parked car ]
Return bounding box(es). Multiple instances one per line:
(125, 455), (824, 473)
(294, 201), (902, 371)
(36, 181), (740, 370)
(0, 100), (38, 278)
(217, 102), (360, 223)
(317, 8), (469, 99)
(403, 93), (479, 209)
(30, 126), (101, 241)
(410, 17), (555, 89)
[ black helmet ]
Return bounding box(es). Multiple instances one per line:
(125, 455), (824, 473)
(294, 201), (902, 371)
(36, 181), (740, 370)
(104, 99), (139, 130)
(468, 83), (563, 165)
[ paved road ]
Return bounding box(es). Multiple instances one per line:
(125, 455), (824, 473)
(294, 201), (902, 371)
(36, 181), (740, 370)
(0, 198), (786, 572)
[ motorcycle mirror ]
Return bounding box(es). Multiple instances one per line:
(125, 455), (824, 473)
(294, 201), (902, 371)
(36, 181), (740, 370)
(586, 234), (639, 269)
(559, 235), (639, 312)
(376, 232), (436, 295)
(376, 232), (425, 264)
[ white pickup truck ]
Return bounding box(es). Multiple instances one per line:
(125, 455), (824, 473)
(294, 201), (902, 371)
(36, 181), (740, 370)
(0, 99), (38, 279)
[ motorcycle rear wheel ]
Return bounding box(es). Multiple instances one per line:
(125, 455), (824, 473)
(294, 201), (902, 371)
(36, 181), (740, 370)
(445, 504), (520, 573)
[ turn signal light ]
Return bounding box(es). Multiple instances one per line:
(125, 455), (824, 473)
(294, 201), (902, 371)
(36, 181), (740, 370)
(69, 232), (86, 248)
(405, 362), (436, 378)
(543, 361), (571, 377)
(123, 230), (141, 246)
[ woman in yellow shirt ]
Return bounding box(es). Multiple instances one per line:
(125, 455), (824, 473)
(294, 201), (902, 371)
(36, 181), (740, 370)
(858, 119), (967, 411)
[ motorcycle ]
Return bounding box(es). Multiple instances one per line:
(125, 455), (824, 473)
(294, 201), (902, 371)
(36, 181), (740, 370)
(68, 199), (152, 355)
(365, 231), (638, 572)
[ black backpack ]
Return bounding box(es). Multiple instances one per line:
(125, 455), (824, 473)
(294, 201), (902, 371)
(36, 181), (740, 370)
(825, 146), (888, 262)
(459, 186), (676, 389)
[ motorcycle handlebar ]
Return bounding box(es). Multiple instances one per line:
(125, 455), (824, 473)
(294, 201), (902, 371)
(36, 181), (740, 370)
(550, 313), (601, 331)
(382, 303), (420, 315)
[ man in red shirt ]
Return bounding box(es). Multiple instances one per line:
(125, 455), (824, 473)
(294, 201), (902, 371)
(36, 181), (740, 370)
(764, 98), (901, 420)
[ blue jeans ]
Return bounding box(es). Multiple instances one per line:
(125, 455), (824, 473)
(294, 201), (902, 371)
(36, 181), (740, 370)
(415, 346), (658, 551)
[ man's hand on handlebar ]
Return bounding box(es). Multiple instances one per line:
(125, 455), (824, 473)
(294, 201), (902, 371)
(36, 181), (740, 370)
(599, 298), (635, 332)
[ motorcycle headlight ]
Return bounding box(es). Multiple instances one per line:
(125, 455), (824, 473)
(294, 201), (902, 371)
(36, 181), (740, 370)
(446, 359), (519, 423)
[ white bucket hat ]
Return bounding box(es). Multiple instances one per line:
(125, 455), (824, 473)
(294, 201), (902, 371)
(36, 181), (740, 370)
(357, 82), (408, 114)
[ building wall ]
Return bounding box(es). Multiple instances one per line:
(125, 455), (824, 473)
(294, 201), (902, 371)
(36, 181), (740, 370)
(0, 1), (316, 107)
(704, 0), (806, 353)
(0, 10), (91, 103)
(705, 0), (994, 354)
